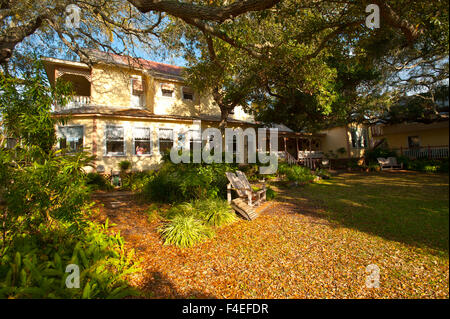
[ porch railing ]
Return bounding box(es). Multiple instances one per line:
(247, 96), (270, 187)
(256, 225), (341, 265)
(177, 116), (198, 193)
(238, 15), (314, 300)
(392, 145), (449, 159)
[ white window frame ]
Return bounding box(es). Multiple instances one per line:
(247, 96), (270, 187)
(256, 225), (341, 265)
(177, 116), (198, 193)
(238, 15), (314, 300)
(104, 125), (126, 156)
(133, 126), (152, 156)
(160, 83), (175, 98)
(158, 128), (174, 154)
(130, 76), (145, 108)
(181, 86), (194, 101)
(57, 125), (84, 153)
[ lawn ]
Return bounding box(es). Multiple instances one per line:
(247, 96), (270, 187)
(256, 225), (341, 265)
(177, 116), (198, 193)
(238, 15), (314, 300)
(94, 171), (449, 298)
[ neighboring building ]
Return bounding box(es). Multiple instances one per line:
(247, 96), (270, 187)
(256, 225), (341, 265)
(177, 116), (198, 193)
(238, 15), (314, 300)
(371, 118), (449, 159)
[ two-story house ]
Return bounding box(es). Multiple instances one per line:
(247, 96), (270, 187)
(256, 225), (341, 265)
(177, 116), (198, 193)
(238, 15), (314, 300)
(42, 50), (376, 173)
(43, 51), (258, 173)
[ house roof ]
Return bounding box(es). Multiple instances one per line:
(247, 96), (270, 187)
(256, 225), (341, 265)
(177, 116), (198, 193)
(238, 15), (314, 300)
(86, 49), (184, 79)
(52, 106), (256, 125)
(42, 50), (185, 81)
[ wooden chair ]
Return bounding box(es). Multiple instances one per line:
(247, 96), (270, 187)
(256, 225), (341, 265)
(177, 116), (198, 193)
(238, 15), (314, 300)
(225, 171), (266, 207)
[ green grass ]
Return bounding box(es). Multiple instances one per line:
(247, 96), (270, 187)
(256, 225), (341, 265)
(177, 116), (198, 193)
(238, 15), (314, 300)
(298, 172), (449, 255)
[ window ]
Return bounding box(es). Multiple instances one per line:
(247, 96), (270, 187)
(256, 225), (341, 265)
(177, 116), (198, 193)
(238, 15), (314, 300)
(133, 127), (151, 155)
(182, 87), (194, 101)
(131, 77), (144, 108)
(408, 136), (420, 148)
(161, 83), (174, 97)
(158, 128), (173, 154)
(105, 125), (125, 156)
(58, 126), (83, 152)
(350, 127), (368, 149)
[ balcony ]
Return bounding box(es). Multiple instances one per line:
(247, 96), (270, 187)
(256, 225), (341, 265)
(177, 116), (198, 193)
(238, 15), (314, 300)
(56, 95), (91, 110)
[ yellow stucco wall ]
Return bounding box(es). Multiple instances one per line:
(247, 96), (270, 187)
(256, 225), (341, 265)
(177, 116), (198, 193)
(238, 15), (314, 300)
(320, 124), (371, 158)
(57, 117), (254, 173)
(87, 64), (254, 122)
(380, 122), (449, 149)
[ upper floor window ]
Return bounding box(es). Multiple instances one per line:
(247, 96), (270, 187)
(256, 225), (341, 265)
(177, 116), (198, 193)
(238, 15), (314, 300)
(105, 125), (125, 156)
(58, 126), (83, 152)
(134, 127), (152, 155)
(182, 87), (194, 101)
(408, 136), (420, 148)
(161, 83), (175, 98)
(131, 76), (144, 108)
(158, 128), (173, 154)
(350, 126), (368, 149)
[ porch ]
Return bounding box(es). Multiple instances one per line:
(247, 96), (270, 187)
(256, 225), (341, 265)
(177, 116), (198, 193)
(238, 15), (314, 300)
(392, 145), (449, 160)
(278, 132), (325, 169)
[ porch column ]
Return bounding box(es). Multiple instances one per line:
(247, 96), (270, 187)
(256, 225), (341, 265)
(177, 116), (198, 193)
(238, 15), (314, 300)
(284, 137), (287, 152)
(296, 137), (299, 159)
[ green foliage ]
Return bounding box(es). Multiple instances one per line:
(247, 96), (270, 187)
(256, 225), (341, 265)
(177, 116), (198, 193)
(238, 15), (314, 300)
(159, 198), (235, 247)
(278, 163), (315, 184)
(158, 215), (215, 248)
(0, 59), (138, 299)
(120, 171), (154, 192)
(0, 221), (139, 298)
(119, 160), (131, 171)
(265, 187), (277, 201)
(86, 173), (114, 191)
(0, 59), (73, 153)
(404, 159), (449, 173)
(143, 161), (238, 203)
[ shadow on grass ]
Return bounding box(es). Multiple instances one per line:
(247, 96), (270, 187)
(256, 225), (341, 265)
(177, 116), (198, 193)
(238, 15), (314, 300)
(273, 171), (449, 255)
(138, 271), (216, 299)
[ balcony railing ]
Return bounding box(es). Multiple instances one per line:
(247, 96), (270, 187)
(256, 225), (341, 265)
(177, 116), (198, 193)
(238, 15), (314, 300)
(392, 146), (449, 159)
(57, 95), (91, 110)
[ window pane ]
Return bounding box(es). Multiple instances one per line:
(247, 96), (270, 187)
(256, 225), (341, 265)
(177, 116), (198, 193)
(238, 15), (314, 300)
(183, 92), (193, 100)
(106, 126), (124, 139)
(159, 141), (173, 153)
(59, 126), (83, 152)
(106, 141), (124, 154)
(162, 89), (173, 97)
(135, 141), (151, 155)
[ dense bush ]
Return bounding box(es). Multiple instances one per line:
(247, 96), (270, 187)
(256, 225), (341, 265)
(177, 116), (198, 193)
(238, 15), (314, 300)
(278, 163), (315, 183)
(143, 161), (238, 203)
(121, 171), (154, 192)
(86, 172), (114, 191)
(266, 187), (277, 200)
(0, 60), (139, 298)
(0, 221), (139, 298)
(404, 159), (449, 173)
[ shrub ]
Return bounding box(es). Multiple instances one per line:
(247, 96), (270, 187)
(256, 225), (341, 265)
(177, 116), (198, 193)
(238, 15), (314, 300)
(193, 199), (236, 227)
(0, 220), (139, 298)
(119, 160), (131, 171)
(121, 171), (154, 191)
(266, 187), (277, 200)
(142, 162), (237, 203)
(86, 172), (113, 191)
(278, 163), (315, 183)
(158, 215), (214, 248)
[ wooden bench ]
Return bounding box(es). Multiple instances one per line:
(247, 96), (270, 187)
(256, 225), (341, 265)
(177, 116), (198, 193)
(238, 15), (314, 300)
(377, 157), (403, 171)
